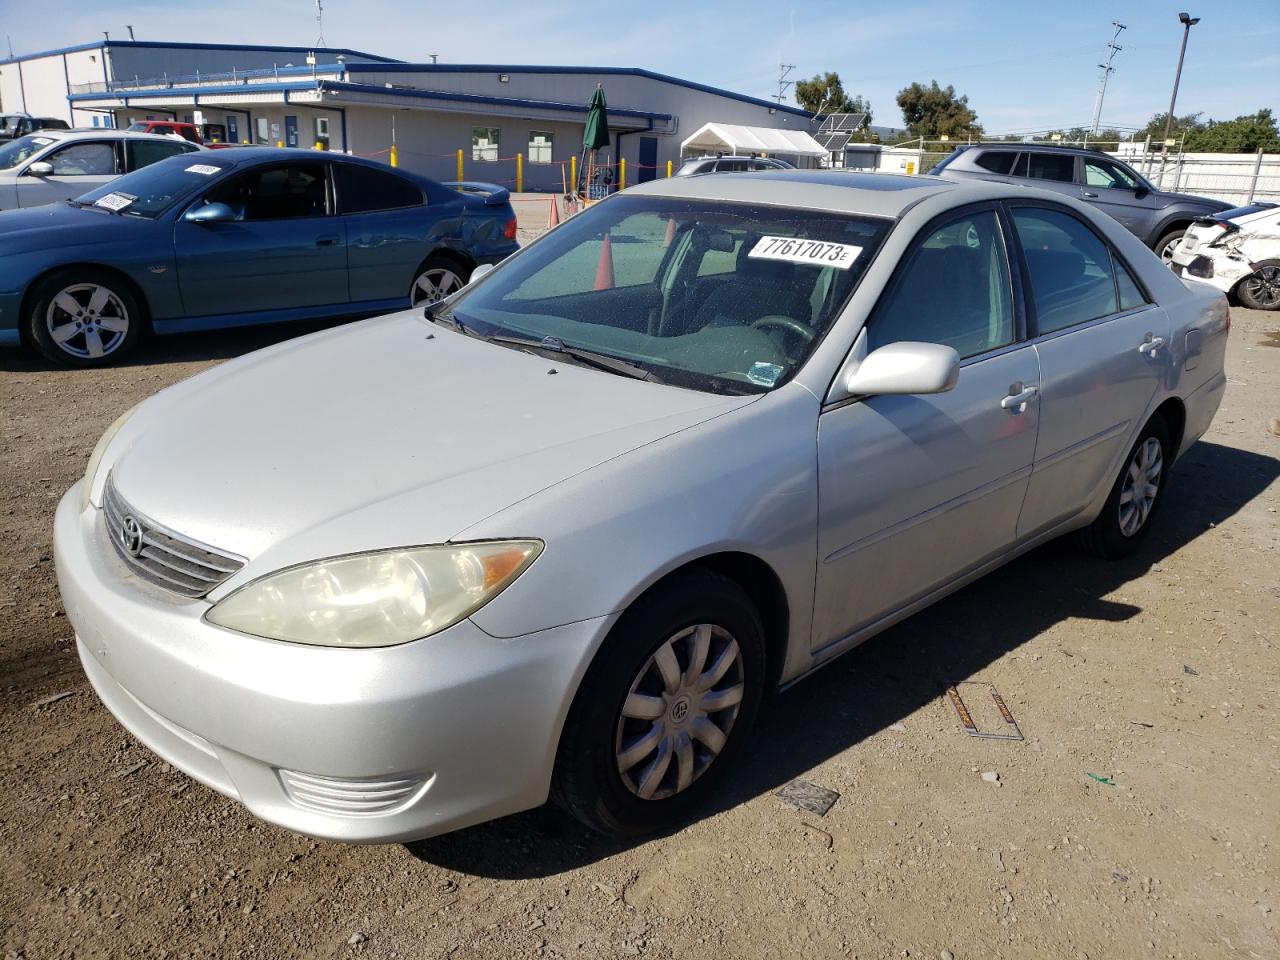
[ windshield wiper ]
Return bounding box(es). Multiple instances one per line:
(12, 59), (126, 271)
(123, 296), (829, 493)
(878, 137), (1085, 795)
(484, 333), (662, 383)
(423, 300), (473, 336)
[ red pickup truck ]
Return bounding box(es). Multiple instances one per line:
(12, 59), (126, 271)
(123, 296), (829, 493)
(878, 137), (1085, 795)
(126, 121), (203, 144)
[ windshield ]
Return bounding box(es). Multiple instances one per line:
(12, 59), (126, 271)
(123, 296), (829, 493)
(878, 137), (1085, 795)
(0, 134), (55, 170)
(447, 195), (890, 394)
(73, 154), (234, 218)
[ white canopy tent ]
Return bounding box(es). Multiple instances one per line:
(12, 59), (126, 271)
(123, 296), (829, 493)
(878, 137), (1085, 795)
(680, 122), (827, 161)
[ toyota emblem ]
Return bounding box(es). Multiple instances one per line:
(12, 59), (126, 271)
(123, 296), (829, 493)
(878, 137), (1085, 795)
(121, 516), (145, 557)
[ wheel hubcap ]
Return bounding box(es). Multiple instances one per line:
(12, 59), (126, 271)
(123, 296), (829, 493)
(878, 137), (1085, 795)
(1243, 266), (1280, 307)
(410, 268), (463, 306)
(614, 623), (745, 801)
(45, 283), (129, 360)
(1118, 436), (1163, 537)
(1160, 238), (1180, 264)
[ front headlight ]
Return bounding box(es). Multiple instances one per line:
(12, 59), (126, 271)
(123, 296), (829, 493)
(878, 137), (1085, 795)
(82, 403), (139, 510)
(205, 540), (543, 648)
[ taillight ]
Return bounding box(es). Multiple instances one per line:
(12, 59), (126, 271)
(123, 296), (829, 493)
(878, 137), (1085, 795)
(503, 217), (518, 241)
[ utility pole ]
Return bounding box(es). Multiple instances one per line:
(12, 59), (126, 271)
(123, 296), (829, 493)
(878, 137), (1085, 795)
(315, 0), (327, 48)
(1161, 12), (1200, 160)
(773, 64), (795, 106)
(1089, 20), (1125, 135)
(126, 25), (135, 41)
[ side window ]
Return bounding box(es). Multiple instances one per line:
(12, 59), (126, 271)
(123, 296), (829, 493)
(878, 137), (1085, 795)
(1083, 159), (1139, 189)
(127, 139), (192, 171)
(335, 163), (424, 214)
(48, 142), (118, 176)
(472, 126), (500, 162)
(1012, 207), (1120, 334)
(716, 159), (749, 172)
(1026, 153), (1075, 183)
(528, 131), (553, 164)
(1114, 254), (1148, 310)
(207, 162), (330, 220)
(974, 151), (1017, 174)
(868, 209), (1014, 359)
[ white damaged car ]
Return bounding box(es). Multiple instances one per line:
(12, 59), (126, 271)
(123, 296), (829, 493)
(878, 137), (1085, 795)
(1171, 202), (1280, 310)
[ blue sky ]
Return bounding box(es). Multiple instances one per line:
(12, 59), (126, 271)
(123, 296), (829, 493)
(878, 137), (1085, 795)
(4, 0), (1277, 134)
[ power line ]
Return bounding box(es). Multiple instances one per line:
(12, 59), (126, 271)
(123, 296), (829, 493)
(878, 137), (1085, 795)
(773, 64), (795, 105)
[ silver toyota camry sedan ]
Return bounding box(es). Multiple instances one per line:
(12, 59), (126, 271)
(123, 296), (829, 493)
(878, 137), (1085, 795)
(55, 171), (1228, 843)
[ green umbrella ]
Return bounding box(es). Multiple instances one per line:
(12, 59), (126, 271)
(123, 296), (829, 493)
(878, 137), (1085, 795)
(583, 85), (610, 150)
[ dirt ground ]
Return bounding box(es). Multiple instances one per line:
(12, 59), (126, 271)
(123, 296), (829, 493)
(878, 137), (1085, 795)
(1, 306), (1277, 960)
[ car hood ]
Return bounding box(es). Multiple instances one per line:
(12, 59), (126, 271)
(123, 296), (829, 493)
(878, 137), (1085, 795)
(1156, 191), (1232, 212)
(0, 201), (157, 253)
(108, 311), (754, 581)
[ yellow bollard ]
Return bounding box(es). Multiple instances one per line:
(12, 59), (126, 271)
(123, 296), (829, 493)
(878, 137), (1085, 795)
(570, 155), (577, 192)
(314, 140), (325, 151)
(276, 140), (284, 148)
(666, 159), (673, 177)
(456, 148), (464, 183)
(389, 144), (398, 167)
(619, 157), (626, 191)
(516, 152), (523, 193)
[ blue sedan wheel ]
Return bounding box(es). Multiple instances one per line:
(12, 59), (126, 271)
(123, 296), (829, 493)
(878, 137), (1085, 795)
(27, 270), (144, 367)
(410, 264), (465, 307)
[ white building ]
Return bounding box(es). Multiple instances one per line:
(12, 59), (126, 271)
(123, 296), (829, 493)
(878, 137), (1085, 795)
(0, 39), (814, 190)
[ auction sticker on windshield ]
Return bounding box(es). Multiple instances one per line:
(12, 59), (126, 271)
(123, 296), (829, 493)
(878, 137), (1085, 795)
(93, 192), (136, 212)
(748, 236), (863, 270)
(185, 164), (221, 175)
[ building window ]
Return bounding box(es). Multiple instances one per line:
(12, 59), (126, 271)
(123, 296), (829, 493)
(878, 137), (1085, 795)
(528, 130), (553, 164)
(256, 117), (270, 144)
(472, 126), (500, 162)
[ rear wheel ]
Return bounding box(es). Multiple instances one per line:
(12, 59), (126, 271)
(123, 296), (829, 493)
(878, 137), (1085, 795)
(1154, 228), (1186, 266)
(409, 255), (467, 307)
(1079, 415), (1171, 559)
(1235, 261), (1280, 310)
(552, 568), (766, 837)
(26, 269), (143, 367)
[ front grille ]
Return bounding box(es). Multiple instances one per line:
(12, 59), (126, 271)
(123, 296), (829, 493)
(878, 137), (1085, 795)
(278, 770), (430, 816)
(102, 474), (246, 598)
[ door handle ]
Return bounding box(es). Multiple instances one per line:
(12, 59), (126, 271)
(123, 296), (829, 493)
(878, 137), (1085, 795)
(1082, 191), (1099, 198)
(1138, 335), (1165, 356)
(1001, 383), (1038, 411)
(315, 235), (341, 247)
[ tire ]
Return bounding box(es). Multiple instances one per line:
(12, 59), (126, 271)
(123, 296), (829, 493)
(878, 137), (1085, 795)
(1235, 260), (1280, 311)
(409, 254), (468, 307)
(552, 567), (767, 837)
(1079, 414), (1172, 559)
(1154, 228), (1186, 266)
(26, 269), (143, 367)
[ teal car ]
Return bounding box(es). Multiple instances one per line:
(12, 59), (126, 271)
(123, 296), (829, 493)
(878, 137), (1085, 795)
(0, 148), (519, 366)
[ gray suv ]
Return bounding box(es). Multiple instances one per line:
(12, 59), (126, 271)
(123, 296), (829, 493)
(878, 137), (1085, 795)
(931, 144), (1232, 263)
(675, 155), (795, 176)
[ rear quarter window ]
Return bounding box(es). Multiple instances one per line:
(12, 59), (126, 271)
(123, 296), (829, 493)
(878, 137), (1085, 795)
(974, 151), (1018, 174)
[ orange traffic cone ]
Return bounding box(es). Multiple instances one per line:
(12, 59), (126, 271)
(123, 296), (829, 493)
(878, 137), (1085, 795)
(593, 234), (615, 290)
(547, 196), (560, 229)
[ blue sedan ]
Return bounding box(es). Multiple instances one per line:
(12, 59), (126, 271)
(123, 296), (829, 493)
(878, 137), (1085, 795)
(0, 148), (519, 365)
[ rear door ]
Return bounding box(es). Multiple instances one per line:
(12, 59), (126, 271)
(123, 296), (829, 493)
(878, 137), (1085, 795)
(1009, 203), (1170, 537)
(17, 139), (122, 207)
(173, 159), (349, 317)
(1015, 151), (1078, 202)
(335, 162), (432, 305)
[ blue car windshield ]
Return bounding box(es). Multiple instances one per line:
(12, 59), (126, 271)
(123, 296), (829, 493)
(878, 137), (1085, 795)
(0, 135), (55, 171)
(74, 155), (235, 218)
(447, 194), (891, 394)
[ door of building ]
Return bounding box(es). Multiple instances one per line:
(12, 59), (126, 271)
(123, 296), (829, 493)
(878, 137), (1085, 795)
(284, 115), (299, 148)
(639, 137), (658, 183)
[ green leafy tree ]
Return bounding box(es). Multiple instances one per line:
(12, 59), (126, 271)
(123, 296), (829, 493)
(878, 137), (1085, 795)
(1184, 109), (1280, 153)
(794, 72), (872, 125)
(896, 81), (983, 139)
(1135, 111), (1205, 145)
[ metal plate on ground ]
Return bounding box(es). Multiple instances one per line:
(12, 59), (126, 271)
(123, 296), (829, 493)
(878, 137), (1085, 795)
(946, 682), (1024, 741)
(775, 779), (840, 816)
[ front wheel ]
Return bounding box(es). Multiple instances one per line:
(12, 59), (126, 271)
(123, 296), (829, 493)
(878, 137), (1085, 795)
(552, 568), (766, 837)
(1079, 415), (1172, 558)
(27, 270), (143, 367)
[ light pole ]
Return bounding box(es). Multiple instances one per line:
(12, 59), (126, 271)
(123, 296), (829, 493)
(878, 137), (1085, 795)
(1161, 12), (1200, 156)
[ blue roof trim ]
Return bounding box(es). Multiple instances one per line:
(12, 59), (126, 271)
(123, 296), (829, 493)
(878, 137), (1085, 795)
(67, 79), (672, 122)
(344, 63), (812, 118)
(0, 39), (400, 67)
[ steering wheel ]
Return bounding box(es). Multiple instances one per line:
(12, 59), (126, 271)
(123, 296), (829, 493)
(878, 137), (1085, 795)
(751, 315), (814, 344)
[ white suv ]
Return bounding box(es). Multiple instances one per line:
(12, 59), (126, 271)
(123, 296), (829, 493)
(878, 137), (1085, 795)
(0, 129), (202, 211)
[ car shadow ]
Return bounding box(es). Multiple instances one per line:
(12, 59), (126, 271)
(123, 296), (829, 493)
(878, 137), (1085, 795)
(406, 439), (1279, 879)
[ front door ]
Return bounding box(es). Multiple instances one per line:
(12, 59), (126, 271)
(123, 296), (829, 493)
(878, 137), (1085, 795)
(1008, 203), (1170, 537)
(814, 206), (1041, 647)
(1078, 156), (1161, 236)
(284, 115), (299, 148)
(17, 139), (121, 207)
(173, 160), (348, 317)
(638, 137), (658, 183)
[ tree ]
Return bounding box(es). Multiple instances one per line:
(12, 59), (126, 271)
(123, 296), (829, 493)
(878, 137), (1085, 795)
(896, 81), (982, 139)
(794, 71), (872, 125)
(1184, 109), (1280, 153)
(1135, 111), (1205, 145)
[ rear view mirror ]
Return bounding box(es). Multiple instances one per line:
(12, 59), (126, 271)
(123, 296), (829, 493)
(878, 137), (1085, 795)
(26, 161), (53, 177)
(470, 263), (495, 283)
(1134, 185), (1150, 200)
(846, 341), (960, 396)
(184, 202), (236, 223)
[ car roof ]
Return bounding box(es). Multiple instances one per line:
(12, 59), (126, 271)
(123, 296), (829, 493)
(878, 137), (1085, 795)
(963, 142), (1121, 160)
(22, 128), (200, 143)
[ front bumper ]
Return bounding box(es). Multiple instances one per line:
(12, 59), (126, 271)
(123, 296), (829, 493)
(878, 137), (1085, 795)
(54, 483), (609, 843)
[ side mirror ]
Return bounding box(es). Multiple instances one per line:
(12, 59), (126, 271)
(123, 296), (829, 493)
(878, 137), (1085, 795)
(1134, 185), (1150, 200)
(470, 263), (495, 283)
(183, 201), (236, 223)
(846, 341), (960, 396)
(26, 161), (53, 177)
